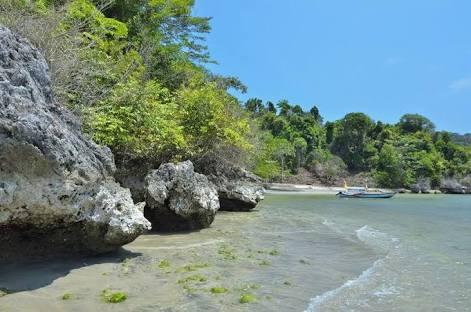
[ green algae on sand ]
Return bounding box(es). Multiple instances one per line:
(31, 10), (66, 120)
(239, 293), (256, 304)
(101, 289), (127, 303)
(210, 287), (228, 294)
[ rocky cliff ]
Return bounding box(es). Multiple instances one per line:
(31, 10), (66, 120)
(0, 26), (150, 258)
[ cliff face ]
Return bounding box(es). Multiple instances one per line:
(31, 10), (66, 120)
(0, 26), (150, 258)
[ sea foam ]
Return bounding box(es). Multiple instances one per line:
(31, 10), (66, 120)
(305, 224), (401, 312)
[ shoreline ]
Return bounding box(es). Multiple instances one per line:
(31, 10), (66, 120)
(263, 183), (396, 194)
(264, 183), (343, 194)
(263, 183), (466, 195)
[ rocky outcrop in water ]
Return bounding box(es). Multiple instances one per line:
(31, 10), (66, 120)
(0, 26), (150, 258)
(145, 161), (219, 231)
(195, 155), (264, 211)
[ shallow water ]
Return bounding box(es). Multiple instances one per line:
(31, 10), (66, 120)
(0, 194), (470, 311)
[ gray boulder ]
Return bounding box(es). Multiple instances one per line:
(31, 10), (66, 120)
(440, 179), (466, 194)
(145, 161), (219, 231)
(0, 26), (150, 258)
(410, 177), (431, 194)
(195, 155), (264, 211)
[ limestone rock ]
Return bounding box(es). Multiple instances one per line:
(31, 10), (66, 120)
(440, 179), (466, 194)
(410, 178), (431, 194)
(0, 26), (150, 258)
(145, 161), (219, 231)
(195, 155), (264, 211)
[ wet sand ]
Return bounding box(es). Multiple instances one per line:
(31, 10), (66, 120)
(0, 196), (376, 312)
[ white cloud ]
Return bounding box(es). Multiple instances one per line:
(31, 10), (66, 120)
(449, 77), (471, 92)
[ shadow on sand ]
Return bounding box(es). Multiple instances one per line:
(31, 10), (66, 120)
(0, 248), (141, 293)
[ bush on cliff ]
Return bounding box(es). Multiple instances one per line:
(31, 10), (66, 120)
(1, 0), (253, 167)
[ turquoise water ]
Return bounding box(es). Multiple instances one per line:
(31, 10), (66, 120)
(258, 193), (471, 311)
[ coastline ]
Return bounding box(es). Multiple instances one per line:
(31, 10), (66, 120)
(264, 183), (343, 194)
(263, 183), (397, 194)
(263, 183), (460, 195)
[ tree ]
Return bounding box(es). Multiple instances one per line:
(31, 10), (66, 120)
(271, 138), (294, 182)
(374, 144), (411, 187)
(293, 137), (308, 169)
(331, 113), (376, 171)
(277, 100), (291, 116)
(178, 78), (251, 156)
(397, 114), (435, 134)
(292, 105), (304, 115)
(87, 79), (185, 161)
(309, 105), (321, 122)
(244, 98), (264, 115)
(267, 101), (277, 114)
(325, 122), (335, 145)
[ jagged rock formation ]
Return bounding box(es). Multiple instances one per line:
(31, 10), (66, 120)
(195, 155), (264, 211)
(0, 26), (150, 258)
(145, 161), (219, 231)
(440, 179), (467, 194)
(410, 178), (431, 194)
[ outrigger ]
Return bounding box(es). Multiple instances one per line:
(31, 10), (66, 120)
(336, 180), (396, 199)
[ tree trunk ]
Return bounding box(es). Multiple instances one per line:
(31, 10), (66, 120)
(281, 157), (284, 182)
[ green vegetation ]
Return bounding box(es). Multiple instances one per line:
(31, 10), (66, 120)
(177, 273), (208, 293)
(258, 260), (271, 266)
(175, 263), (209, 273)
(217, 244), (237, 260)
(2, 0), (470, 189)
(2, 0), (251, 168)
(210, 287), (228, 294)
(268, 249), (279, 256)
(239, 293), (256, 304)
(177, 274), (208, 284)
(158, 259), (171, 269)
(249, 99), (471, 188)
(61, 293), (73, 300)
(101, 289), (127, 303)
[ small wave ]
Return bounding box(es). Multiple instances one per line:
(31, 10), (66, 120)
(305, 225), (401, 311)
(321, 218), (358, 243)
(355, 225), (399, 253)
(373, 285), (399, 298)
(305, 259), (382, 312)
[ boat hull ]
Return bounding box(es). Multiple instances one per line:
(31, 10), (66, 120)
(336, 192), (396, 199)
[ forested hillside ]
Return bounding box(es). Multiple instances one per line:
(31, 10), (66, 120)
(248, 101), (471, 189)
(451, 133), (471, 146)
(2, 0), (470, 190)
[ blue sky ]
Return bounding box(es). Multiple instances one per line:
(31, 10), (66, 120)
(193, 0), (471, 133)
